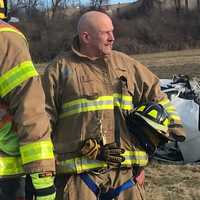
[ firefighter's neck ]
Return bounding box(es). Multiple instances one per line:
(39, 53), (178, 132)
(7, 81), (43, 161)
(79, 45), (103, 60)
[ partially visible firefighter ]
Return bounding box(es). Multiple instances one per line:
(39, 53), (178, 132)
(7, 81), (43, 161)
(0, 0), (56, 199)
(42, 11), (186, 200)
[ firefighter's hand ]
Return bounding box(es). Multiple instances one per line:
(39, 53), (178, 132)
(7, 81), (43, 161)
(80, 139), (125, 166)
(30, 172), (56, 200)
(168, 124), (186, 142)
(80, 138), (101, 160)
(97, 142), (125, 166)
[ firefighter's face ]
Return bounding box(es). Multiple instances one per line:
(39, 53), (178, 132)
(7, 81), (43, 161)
(79, 12), (115, 58)
(89, 18), (115, 57)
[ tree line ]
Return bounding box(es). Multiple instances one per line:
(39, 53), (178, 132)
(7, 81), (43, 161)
(9, 0), (200, 62)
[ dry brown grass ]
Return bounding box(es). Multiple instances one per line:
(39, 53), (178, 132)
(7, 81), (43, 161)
(134, 49), (200, 79)
(145, 161), (200, 200)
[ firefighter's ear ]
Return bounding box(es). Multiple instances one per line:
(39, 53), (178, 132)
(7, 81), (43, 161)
(80, 32), (90, 44)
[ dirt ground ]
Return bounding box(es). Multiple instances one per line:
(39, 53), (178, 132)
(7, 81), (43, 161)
(38, 48), (200, 200)
(134, 49), (200, 200)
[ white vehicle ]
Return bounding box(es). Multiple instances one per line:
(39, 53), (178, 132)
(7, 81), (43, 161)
(154, 75), (200, 164)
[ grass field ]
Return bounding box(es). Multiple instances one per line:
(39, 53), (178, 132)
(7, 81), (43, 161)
(134, 49), (200, 79)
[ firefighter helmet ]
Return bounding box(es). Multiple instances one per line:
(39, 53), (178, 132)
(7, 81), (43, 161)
(0, 0), (8, 21)
(133, 102), (170, 138)
(126, 102), (171, 155)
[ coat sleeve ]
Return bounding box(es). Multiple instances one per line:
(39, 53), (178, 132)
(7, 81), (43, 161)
(132, 59), (186, 142)
(0, 32), (55, 173)
(131, 59), (166, 103)
(42, 58), (62, 133)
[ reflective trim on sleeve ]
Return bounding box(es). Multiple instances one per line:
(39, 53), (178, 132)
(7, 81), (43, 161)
(0, 61), (38, 97)
(60, 93), (133, 118)
(56, 150), (148, 174)
(20, 140), (54, 164)
(167, 113), (181, 121)
(121, 150), (148, 166)
(113, 93), (133, 110)
(158, 98), (181, 121)
(30, 173), (54, 189)
(0, 156), (24, 176)
(0, 25), (27, 41)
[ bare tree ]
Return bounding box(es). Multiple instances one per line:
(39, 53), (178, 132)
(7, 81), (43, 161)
(9, 0), (40, 17)
(185, 0), (188, 11)
(10, 0), (40, 10)
(197, 0), (200, 9)
(174, 0), (181, 15)
(89, 0), (109, 9)
(51, 0), (62, 18)
(50, 0), (79, 19)
(139, 0), (154, 14)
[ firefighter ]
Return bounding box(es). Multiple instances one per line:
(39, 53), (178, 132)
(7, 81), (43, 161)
(42, 11), (186, 200)
(0, 0), (55, 199)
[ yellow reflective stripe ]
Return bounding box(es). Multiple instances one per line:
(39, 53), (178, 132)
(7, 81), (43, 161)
(60, 96), (114, 118)
(0, 156), (24, 176)
(56, 150), (148, 174)
(31, 173), (54, 189)
(165, 106), (176, 112)
(0, 0), (4, 7)
(0, 13), (6, 19)
(148, 110), (158, 118)
(0, 61), (38, 97)
(56, 157), (107, 174)
(136, 105), (145, 112)
(168, 114), (181, 121)
(20, 140), (54, 164)
(113, 93), (133, 110)
(113, 93), (132, 101)
(163, 103), (176, 112)
(158, 98), (181, 121)
(60, 94), (133, 118)
(165, 108), (179, 116)
(75, 157), (107, 174)
(0, 0), (6, 20)
(121, 150), (148, 166)
(63, 96), (113, 107)
(158, 98), (170, 106)
(0, 27), (27, 41)
(163, 118), (169, 126)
